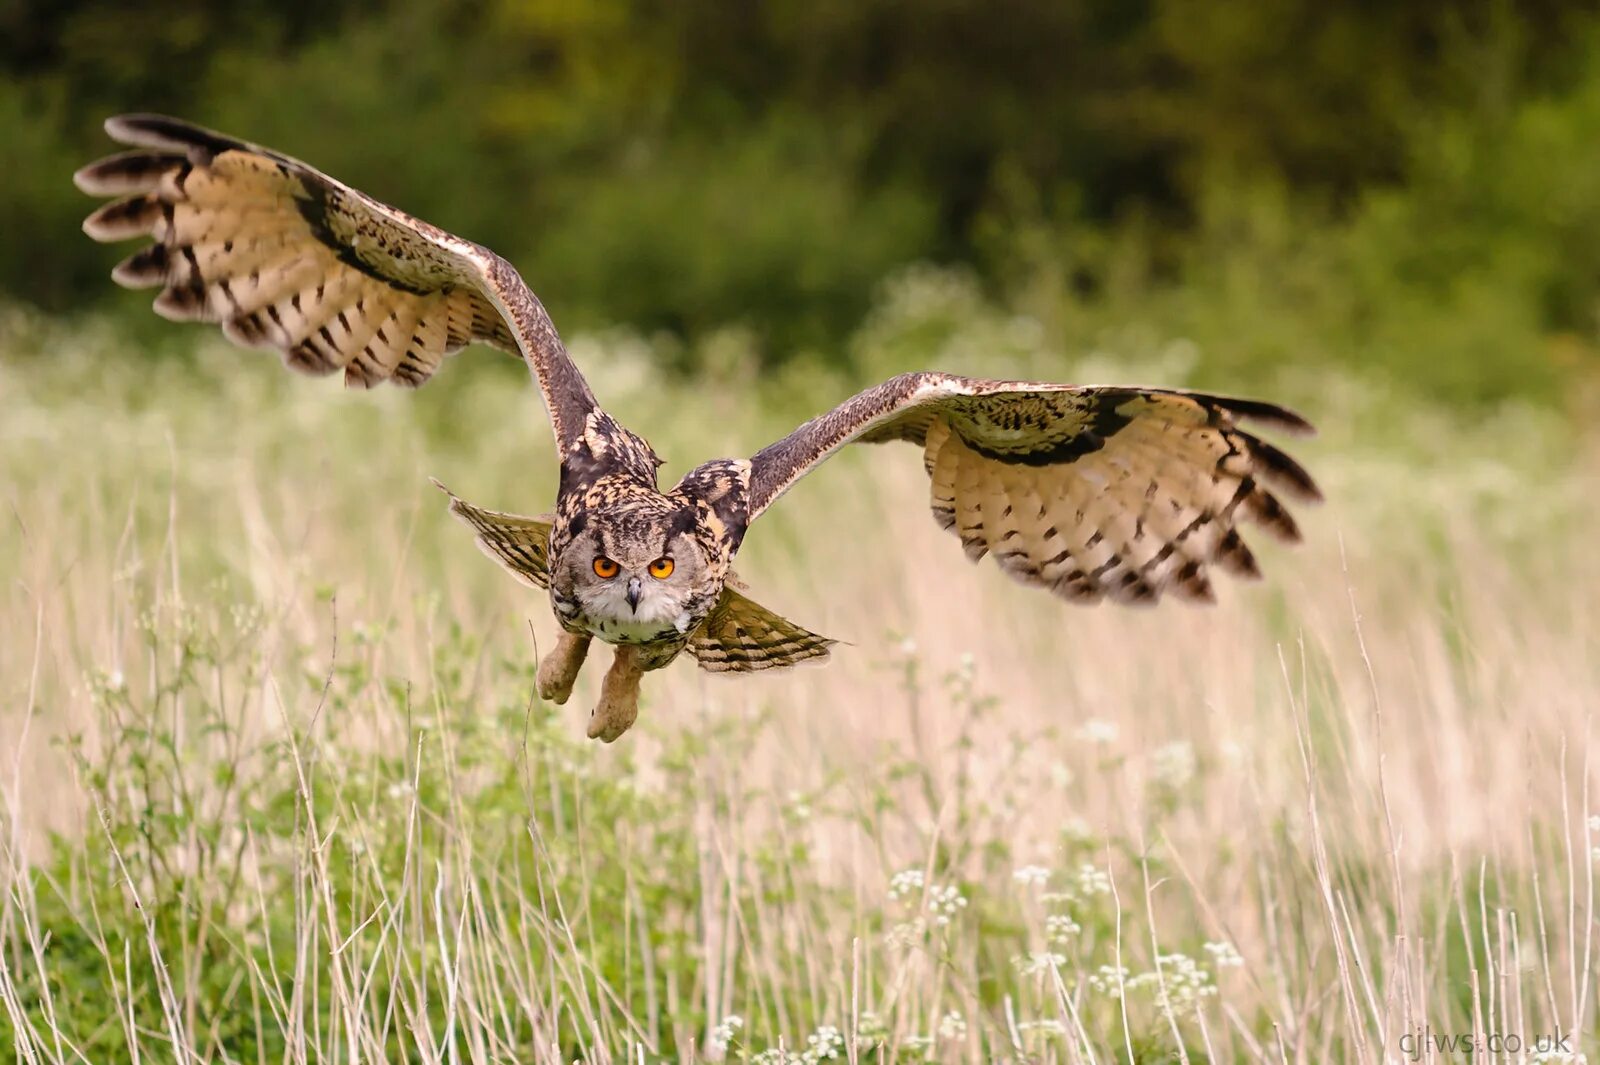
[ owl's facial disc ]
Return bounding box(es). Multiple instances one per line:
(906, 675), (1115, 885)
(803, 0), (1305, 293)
(559, 520), (707, 641)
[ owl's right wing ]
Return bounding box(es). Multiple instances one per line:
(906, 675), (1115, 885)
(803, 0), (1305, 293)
(745, 372), (1320, 606)
(75, 114), (597, 450)
(435, 481), (555, 590)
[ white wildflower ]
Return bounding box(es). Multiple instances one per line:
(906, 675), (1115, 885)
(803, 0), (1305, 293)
(1013, 864), (1050, 887)
(1088, 965), (1131, 996)
(1075, 718), (1118, 745)
(1131, 952), (1218, 1017)
(385, 780), (413, 800)
(1075, 863), (1112, 896)
(708, 1015), (744, 1054)
(1203, 940), (1244, 968)
(888, 868), (925, 901)
(897, 637), (919, 658)
(927, 883), (968, 926)
(1046, 913), (1082, 942)
(856, 1011), (888, 1042)
(85, 667), (129, 706)
(887, 918), (927, 949)
(802, 1024), (844, 1062)
(1013, 951), (1067, 976)
(1049, 761), (1074, 788)
(938, 1011), (966, 1041)
(229, 602), (264, 634)
(1531, 1047), (1587, 1064)
(786, 790), (812, 821)
(752, 1051), (795, 1065)
(1151, 740), (1197, 790)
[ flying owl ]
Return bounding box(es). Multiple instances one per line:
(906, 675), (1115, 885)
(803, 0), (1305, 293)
(76, 115), (1321, 742)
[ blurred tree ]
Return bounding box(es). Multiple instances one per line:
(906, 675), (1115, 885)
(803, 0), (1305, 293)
(3, 0), (1599, 388)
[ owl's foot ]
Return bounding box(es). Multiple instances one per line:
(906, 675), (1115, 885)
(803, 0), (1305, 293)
(588, 645), (644, 743)
(537, 631), (591, 705)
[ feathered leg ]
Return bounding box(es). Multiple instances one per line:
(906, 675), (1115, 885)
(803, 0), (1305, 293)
(537, 631), (590, 704)
(588, 645), (644, 742)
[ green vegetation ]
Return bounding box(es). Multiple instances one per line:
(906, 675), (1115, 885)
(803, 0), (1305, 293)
(1, 291), (1597, 1060)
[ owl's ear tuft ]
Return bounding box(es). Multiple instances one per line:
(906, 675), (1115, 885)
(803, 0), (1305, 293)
(668, 506), (698, 538)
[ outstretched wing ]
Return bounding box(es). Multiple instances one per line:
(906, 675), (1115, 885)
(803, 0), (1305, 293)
(75, 114), (596, 449)
(747, 371), (1319, 605)
(688, 582), (837, 673)
(434, 481), (554, 589)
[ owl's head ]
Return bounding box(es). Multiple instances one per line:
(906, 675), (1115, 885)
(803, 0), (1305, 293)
(553, 508), (711, 636)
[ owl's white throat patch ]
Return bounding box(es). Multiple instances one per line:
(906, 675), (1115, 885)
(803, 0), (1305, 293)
(577, 578), (692, 644)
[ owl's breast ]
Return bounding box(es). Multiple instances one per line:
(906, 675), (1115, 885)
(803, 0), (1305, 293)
(588, 611), (686, 644)
(551, 585), (709, 648)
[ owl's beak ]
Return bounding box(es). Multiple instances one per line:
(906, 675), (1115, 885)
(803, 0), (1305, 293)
(626, 577), (643, 613)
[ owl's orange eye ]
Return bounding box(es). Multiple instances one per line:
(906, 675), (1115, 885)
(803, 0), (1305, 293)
(592, 557), (619, 579)
(648, 557), (675, 579)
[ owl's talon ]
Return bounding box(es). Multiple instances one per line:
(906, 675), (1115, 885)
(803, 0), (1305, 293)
(588, 645), (644, 742)
(537, 631), (590, 705)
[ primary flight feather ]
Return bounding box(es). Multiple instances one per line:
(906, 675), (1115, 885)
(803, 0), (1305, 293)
(77, 114), (1321, 741)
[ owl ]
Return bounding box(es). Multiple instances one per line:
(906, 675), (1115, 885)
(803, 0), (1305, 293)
(76, 115), (1321, 741)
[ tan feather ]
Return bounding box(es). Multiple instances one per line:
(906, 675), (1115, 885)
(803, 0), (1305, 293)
(748, 372), (1320, 607)
(76, 113), (597, 449)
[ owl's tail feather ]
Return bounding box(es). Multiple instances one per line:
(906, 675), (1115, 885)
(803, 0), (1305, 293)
(434, 479), (554, 589)
(688, 583), (837, 674)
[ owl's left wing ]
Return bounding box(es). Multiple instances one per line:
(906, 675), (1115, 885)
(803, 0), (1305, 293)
(688, 581), (837, 673)
(745, 372), (1319, 605)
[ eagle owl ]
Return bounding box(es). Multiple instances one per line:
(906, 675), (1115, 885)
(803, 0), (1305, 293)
(76, 115), (1321, 741)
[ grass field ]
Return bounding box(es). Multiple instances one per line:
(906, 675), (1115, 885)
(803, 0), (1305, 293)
(2, 285), (1598, 1063)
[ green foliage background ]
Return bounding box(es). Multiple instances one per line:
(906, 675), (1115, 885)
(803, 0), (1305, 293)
(5, 0), (1600, 403)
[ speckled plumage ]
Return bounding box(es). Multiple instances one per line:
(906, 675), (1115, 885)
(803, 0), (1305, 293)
(79, 115), (1321, 742)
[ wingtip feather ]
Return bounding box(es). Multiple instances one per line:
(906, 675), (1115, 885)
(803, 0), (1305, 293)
(73, 151), (183, 196)
(1223, 396), (1317, 437)
(1246, 436), (1323, 503)
(82, 194), (165, 241)
(72, 162), (104, 196)
(110, 244), (168, 288)
(104, 113), (239, 156)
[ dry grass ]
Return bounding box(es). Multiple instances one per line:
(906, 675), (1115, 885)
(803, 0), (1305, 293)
(1, 309), (1597, 1063)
